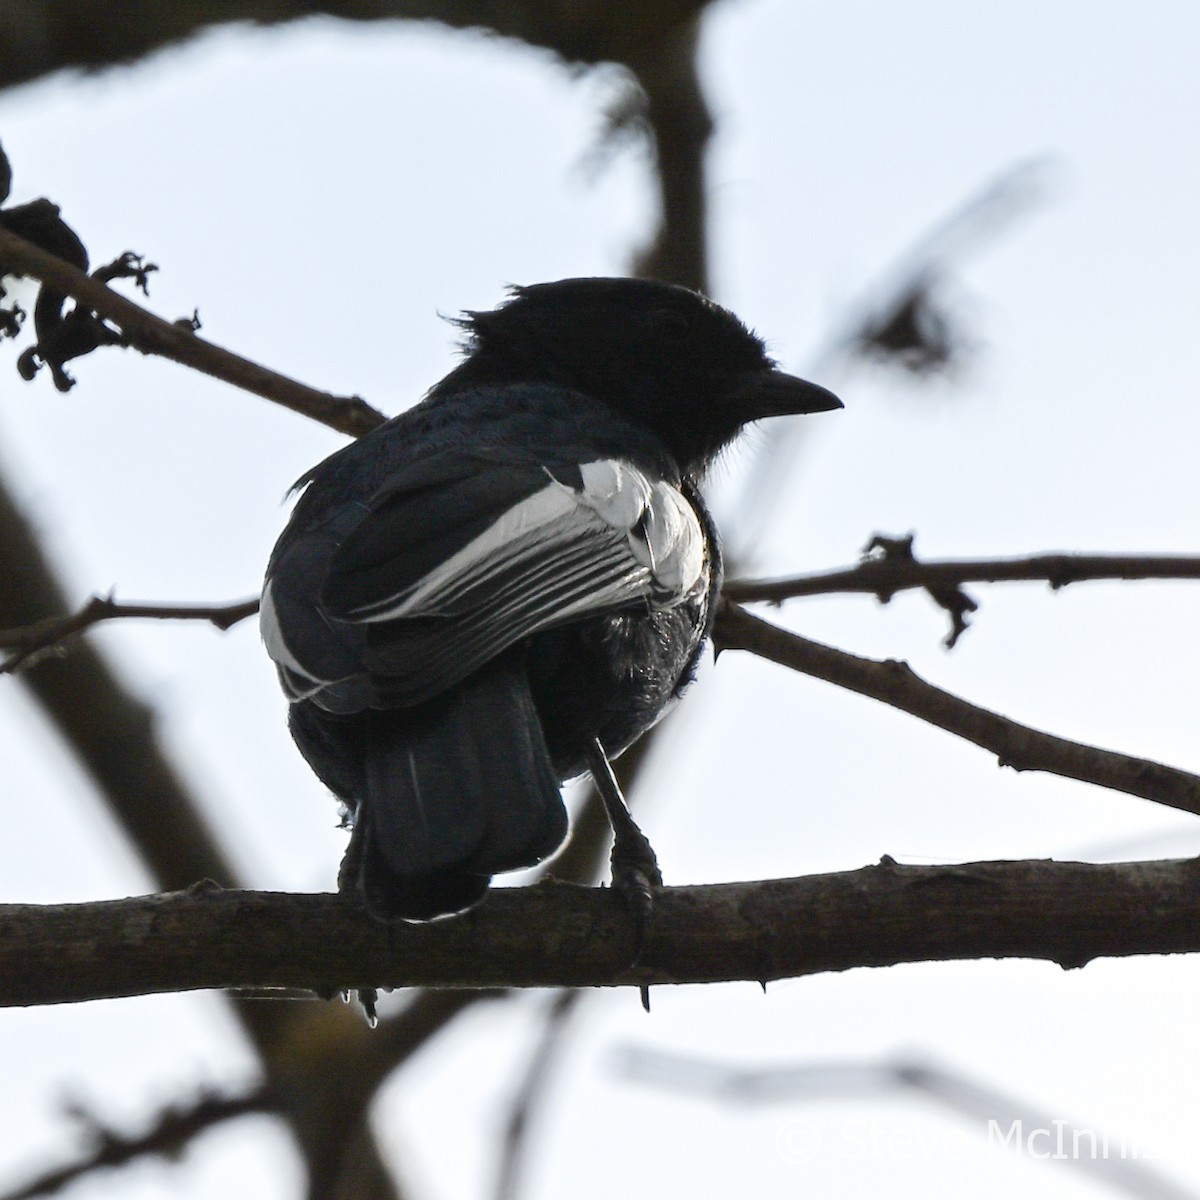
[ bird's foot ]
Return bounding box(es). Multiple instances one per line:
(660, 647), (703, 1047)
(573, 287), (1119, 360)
(607, 809), (663, 964)
(586, 739), (662, 974)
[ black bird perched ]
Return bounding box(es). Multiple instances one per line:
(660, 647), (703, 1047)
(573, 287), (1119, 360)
(262, 277), (840, 922)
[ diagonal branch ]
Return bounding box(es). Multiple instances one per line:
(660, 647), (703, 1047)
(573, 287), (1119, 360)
(5, 859), (1200, 1006)
(493, 990), (582, 1200)
(0, 225), (385, 437)
(0, 468), (416, 1196)
(714, 600), (1200, 818)
(614, 1049), (1196, 1200)
(0, 594), (260, 674)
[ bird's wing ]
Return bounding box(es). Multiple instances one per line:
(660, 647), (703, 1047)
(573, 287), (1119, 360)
(312, 451), (708, 707)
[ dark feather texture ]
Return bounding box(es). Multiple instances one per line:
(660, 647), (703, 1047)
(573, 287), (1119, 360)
(262, 277), (840, 919)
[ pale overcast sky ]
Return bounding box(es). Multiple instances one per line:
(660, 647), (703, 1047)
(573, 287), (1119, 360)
(2, 3), (1199, 1197)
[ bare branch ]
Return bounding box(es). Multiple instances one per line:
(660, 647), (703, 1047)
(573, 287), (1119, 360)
(5, 861), (1200, 1007)
(714, 600), (1200, 818)
(724, 549), (1200, 605)
(0, 1089), (273, 1200)
(614, 1049), (1196, 1200)
(494, 991), (582, 1200)
(0, 471), (246, 894)
(839, 156), (1053, 376)
(626, 18), (711, 292)
(0, 225), (385, 436)
(9, 545), (1187, 679)
(0, 1), (714, 94)
(0, 469), (404, 1191)
(0, 594), (260, 674)
(721, 158), (1054, 567)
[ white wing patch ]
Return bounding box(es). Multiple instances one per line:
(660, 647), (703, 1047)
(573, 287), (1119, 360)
(566, 459), (705, 597)
(349, 458), (706, 625)
(261, 581), (328, 701)
(260, 582), (308, 677)
(634, 481), (705, 593)
(265, 459), (711, 710)
(572, 459), (653, 529)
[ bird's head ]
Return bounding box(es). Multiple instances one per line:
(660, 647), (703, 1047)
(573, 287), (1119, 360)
(454, 277), (841, 472)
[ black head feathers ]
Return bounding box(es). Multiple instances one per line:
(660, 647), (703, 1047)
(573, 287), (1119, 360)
(447, 277), (841, 471)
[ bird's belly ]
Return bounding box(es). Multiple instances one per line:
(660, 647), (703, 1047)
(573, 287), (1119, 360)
(525, 604), (705, 780)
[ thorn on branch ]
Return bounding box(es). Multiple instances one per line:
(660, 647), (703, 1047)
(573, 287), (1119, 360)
(863, 532), (979, 648)
(931, 584), (979, 649)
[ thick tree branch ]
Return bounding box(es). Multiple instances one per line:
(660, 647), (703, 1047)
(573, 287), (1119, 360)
(724, 550), (1200, 605)
(0, 226), (385, 436)
(0, 594), (260, 674)
(627, 18), (711, 292)
(0, 1), (712, 94)
(0, 465), (417, 1190)
(715, 600), (1200, 818)
(4, 860), (1200, 1007)
(0, 473), (245, 897)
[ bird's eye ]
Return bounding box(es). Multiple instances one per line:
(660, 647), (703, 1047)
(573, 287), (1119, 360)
(651, 307), (691, 340)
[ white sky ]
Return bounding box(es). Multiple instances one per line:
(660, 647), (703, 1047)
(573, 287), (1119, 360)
(1, 2), (1199, 1197)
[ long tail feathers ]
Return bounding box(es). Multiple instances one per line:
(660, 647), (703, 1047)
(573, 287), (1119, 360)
(292, 661), (566, 920)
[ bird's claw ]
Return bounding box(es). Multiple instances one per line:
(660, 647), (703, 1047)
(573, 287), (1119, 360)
(609, 833), (662, 966)
(587, 738), (662, 975)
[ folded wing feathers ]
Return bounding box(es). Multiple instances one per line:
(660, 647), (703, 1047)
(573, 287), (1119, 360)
(347, 459), (704, 623)
(264, 458), (708, 706)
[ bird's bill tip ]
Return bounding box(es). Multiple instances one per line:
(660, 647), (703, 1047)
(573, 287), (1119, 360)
(736, 369), (843, 417)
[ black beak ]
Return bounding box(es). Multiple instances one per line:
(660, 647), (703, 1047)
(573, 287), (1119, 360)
(733, 368), (843, 419)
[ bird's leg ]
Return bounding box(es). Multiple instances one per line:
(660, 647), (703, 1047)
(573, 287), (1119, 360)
(585, 738), (662, 967)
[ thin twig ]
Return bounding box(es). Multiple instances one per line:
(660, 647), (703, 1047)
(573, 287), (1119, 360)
(0, 594), (261, 674)
(724, 551), (1200, 604)
(715, 600), (1200, 818)
(0, 1088), (274, 1200)
(720, 157), (1054, 566)
(0, 225), (385, 437)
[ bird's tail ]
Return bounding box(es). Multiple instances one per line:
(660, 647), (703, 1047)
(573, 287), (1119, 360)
(293, 660), (566, 920)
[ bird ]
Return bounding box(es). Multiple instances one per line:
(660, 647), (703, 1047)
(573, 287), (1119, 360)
(261, 277), (841, 922)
